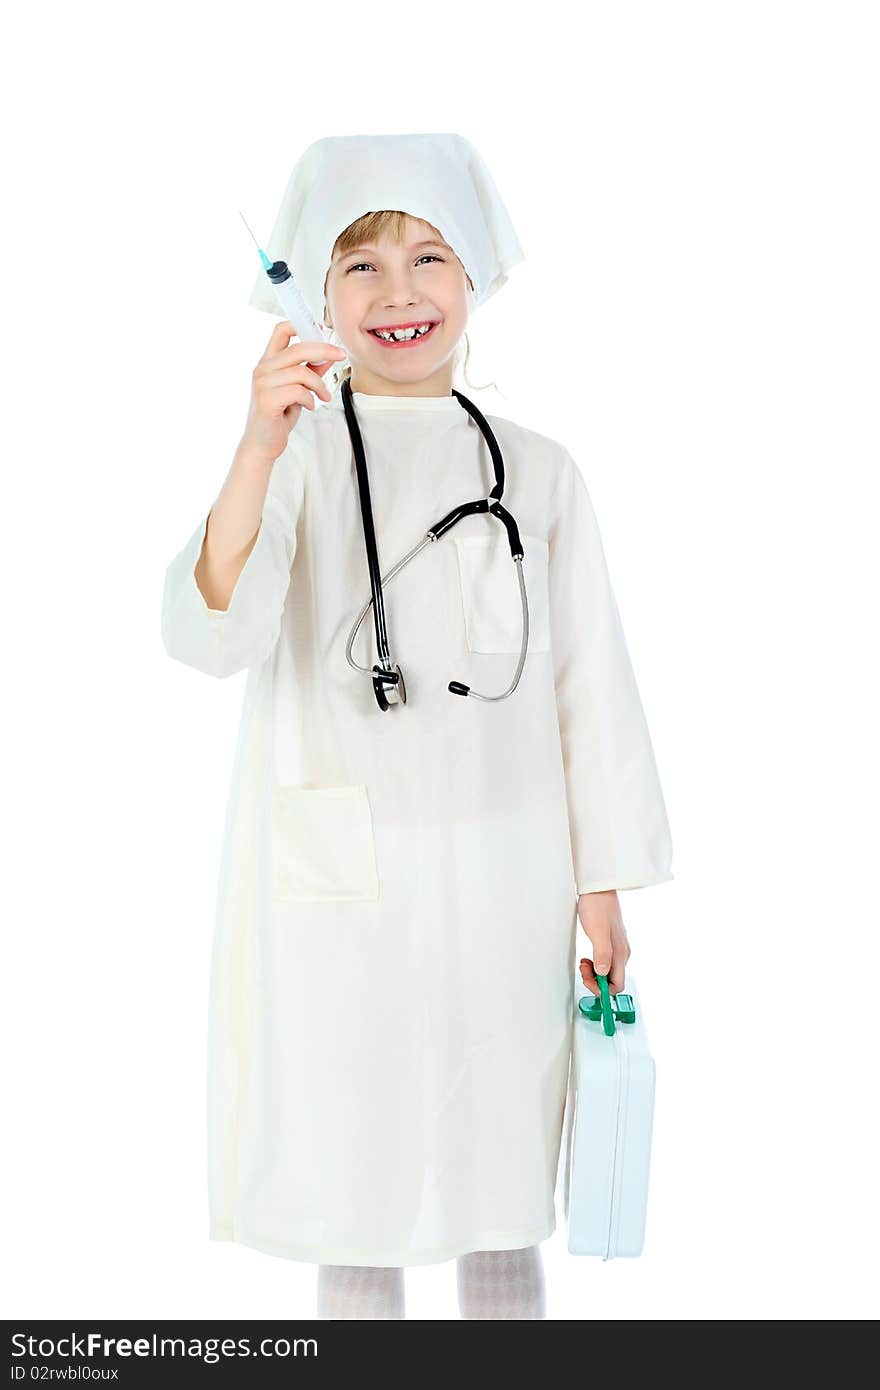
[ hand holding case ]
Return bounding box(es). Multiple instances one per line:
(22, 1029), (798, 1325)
(562, 972), (656, 1258)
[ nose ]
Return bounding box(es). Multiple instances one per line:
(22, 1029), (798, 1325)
(383, 292), (419, 310)
(379, 271), (422, 310)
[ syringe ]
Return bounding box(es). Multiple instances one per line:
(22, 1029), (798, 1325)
(240, 211), (340, 365)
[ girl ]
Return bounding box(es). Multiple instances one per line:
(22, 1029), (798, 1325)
(161, 133), (673, 1320)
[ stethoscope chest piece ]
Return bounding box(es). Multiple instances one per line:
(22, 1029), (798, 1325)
(372, 662), (407, 710)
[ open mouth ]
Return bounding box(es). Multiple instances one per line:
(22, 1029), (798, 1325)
(365, 321), (440, 349)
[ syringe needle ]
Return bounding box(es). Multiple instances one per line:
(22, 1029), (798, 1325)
(239, 210), (262, 250)
(240, 209), (272, 271)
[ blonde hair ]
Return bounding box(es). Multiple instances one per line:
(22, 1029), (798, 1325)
(322, 209), (497, 395)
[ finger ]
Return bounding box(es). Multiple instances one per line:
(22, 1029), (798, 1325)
(608, 955), (627, 996)
(313, 355), (344, 377)
(270, 340), (346, 370)
(259, 321), (345, 369)
(261, 319), (297, 358)
(257, 364), (334, 400)
(579, 957), (600, 996)
(262, 382), (318, 413)
(588, 923), (613, 979)
(258, 364), (335, 397)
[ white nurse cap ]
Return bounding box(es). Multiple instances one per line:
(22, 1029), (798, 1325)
(247, 132), (525, 327)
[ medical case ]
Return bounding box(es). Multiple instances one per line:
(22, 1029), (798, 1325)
(562, 971), (656, 1258)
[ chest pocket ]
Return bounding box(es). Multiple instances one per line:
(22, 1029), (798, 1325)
(452, 533), (551, 654)
(273, 784), (380, 902)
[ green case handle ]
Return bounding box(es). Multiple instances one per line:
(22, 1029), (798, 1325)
(597, 973), (615, 1036)
(577, 974), (637, 1035)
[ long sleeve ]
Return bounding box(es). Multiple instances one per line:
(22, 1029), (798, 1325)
(547, 448), (673, 894)
(160, 439), (306, 679)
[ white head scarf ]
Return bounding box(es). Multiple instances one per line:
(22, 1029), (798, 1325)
(247, 132), (524, 335)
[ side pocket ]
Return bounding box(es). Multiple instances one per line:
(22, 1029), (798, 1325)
(273, 783), (380, 902)
(453, 533), (551, 654)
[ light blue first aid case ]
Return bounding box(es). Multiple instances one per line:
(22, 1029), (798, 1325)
(562, 972), (656, 1259)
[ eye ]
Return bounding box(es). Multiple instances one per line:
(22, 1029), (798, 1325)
(345, 255), (445, 274)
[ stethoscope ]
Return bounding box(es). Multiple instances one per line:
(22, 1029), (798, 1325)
(341, 376), (530, 711)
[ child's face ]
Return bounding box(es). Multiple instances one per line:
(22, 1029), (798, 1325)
(324, 215), (474, 392)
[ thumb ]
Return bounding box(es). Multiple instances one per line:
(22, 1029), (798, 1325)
(590, 925), (613, 978)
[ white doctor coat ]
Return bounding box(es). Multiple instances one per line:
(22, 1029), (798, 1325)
(160, 384), (673, 1267)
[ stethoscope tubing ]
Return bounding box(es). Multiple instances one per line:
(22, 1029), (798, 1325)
(341, 377), (529, 706)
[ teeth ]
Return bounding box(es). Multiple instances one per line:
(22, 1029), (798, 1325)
(374, 323), (433, 341)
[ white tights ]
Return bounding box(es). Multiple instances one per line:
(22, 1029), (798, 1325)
(316, 1244), (546, 1319)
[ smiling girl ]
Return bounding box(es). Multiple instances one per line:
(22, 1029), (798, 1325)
(161, 133), (673, 1320)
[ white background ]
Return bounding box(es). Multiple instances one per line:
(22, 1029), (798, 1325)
(3, 0), (878, 1321)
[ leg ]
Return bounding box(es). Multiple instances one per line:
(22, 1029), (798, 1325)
(456, 1244), (546, 1320)
(316, 1263), (405, 1320)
